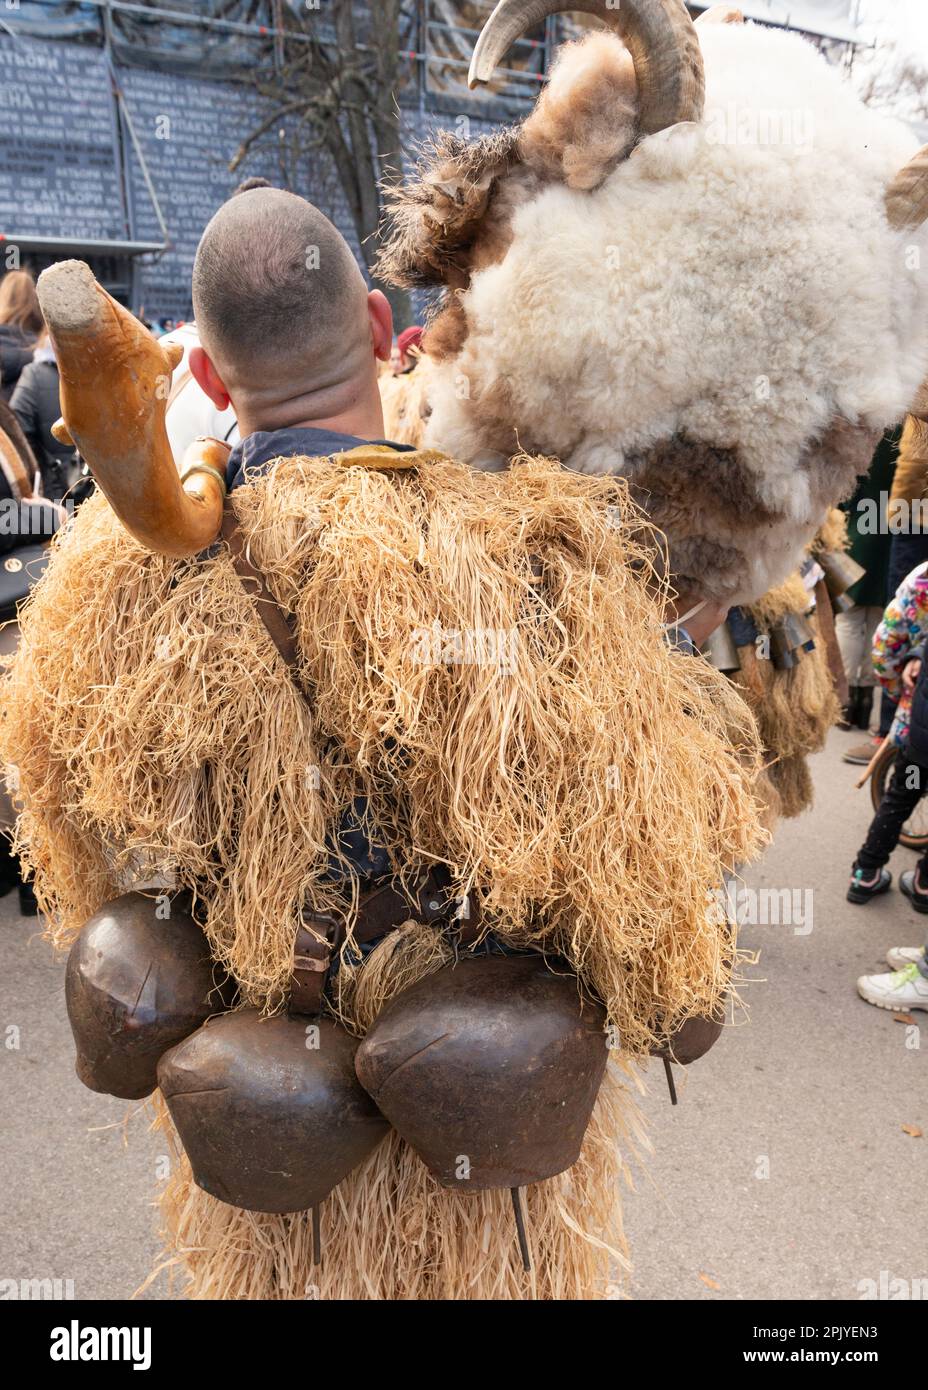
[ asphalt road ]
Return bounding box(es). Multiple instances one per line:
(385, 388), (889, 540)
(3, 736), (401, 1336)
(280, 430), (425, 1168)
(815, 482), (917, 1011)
(0, 724), (924, 1302)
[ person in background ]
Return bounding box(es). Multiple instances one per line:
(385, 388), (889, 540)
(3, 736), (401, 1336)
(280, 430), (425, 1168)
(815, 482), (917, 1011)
(847, 557), (928, 1012)
(10, 331), (77, 502)
(849, 415), (928, 764)
(838, 429), (897, 760)
(391, 325), (424, 375)
(0, 394), (67, 913)
(0, 269), (43, 403)
(161, 319), (239, 463)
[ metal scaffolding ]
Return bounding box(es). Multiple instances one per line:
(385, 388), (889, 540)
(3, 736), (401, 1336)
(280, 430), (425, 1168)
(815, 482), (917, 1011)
(2, 2), (868, 100)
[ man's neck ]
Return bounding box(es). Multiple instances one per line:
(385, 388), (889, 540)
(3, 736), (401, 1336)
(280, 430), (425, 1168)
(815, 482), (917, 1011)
(236, 382), (387, 443)
(284, 408), (385, 440)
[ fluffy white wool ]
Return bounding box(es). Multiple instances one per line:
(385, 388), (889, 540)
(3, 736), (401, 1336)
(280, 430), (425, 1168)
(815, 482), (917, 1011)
(423, 23), (928, 601)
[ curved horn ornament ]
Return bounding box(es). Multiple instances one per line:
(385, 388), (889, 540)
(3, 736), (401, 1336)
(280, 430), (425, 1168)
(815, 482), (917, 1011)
(886, 145), (928, 232)
(36, 260), (226, 558)
(469, 0), (705, 136)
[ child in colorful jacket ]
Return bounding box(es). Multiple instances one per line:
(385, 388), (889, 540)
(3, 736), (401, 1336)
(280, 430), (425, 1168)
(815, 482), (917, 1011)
(870, 560), (928, 749)
(848, 561), (928, 1014)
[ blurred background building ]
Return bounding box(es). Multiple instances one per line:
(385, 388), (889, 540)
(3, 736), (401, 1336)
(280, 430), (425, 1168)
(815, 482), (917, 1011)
(0, 2), (890, 325)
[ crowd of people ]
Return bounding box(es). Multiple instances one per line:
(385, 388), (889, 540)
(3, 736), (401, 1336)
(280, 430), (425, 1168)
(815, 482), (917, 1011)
(0, 268), (78, 504)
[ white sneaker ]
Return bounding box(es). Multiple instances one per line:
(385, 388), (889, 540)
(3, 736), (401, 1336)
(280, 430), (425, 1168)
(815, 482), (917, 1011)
(886, 946), (926, 970)
(857, 964), (928, 1012)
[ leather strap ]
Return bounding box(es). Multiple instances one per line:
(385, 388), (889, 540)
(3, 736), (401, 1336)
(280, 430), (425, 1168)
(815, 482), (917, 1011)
(221, 501), (301, 678)
(358, 871), (481, 945)
(219, 476), (482, 1018)
(291, 911), (344, 1017)
(288, 874), (483, 1017)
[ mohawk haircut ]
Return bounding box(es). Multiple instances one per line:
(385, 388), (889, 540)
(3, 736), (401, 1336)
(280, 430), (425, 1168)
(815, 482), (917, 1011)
(192, 188), (367, 373)
(232, 176), (273, 197)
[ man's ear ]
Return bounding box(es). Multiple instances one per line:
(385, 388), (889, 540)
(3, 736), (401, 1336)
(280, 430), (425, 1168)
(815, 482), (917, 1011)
(189, 346), (232, 411)
(368, 290), (394, 363)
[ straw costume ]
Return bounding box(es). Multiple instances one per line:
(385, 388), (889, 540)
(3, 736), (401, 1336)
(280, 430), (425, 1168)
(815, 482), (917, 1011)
(0, 260), (763, 1300)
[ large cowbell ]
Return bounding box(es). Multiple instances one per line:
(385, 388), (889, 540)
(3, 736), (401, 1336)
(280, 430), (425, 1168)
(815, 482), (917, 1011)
(65, 892), (231, 1100)
(355, 954), (608, 1191)
(158, 1012), (390, 1213)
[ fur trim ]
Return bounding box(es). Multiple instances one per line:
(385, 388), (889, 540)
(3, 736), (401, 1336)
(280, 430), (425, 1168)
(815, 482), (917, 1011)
(519, 32), (639, 191)
(375, 129), (523, 291)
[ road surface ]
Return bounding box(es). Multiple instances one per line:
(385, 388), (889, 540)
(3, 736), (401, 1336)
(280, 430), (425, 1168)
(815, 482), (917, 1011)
(1, 725), (924, 1300)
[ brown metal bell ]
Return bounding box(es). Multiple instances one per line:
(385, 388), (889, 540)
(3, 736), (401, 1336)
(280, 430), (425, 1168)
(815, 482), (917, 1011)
(158, 1011), (390, 1213)
(768, 619), (798, 670)
(65, 891), (231, 1101)
(784, 611), (815, 654)
(355, 954), (608, 1192)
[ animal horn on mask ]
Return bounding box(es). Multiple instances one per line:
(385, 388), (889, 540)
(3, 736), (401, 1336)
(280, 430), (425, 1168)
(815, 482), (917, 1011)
(37, 259), (227, 558)
(469, 0), (705, 138)
(885, 146), (928, 232)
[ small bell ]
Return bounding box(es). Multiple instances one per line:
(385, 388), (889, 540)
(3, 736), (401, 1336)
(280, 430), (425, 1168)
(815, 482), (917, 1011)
(818, 549), (865, 604)
(700, 622), (741, 674)
(783, 611), (815, 654)
(769, 611), (814, 670)
(65, 891), (231, 1101)
(768, 620), (798, 670)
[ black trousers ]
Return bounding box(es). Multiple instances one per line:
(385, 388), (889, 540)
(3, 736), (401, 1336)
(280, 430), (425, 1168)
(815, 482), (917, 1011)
(857, 748), (928, 874)
(857, 748), (928, 975)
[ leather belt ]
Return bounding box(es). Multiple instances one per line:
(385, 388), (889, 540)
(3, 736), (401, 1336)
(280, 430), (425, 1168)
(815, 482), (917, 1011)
(290, 870), (482, 1018)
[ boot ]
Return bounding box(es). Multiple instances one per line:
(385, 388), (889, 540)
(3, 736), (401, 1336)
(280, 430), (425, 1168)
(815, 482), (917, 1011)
(839, 685), (861, 731)
(0, 834), (20, 898)
(855, 685), (874, 731)
(17, 877), (38, 917)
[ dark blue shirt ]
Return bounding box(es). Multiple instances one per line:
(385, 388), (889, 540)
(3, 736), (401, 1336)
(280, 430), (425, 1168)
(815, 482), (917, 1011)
(226, 427), (415, 493)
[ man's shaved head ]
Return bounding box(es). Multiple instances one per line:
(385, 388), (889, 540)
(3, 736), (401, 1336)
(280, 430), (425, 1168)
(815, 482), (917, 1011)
(193, 188), (372, 406)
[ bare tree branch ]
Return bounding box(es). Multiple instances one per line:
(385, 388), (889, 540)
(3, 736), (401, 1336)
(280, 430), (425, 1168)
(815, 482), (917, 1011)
(233, 0), (414, 325)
